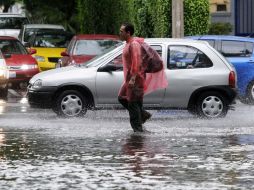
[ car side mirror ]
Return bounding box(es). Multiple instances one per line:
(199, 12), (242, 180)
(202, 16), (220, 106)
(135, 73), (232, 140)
(61, 51), (69, 56)
(98, 63), (122, 72)
(3, 54), (11, 58)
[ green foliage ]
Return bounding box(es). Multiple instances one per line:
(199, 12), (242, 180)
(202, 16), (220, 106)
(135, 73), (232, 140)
(23, 0), (77, 33)
(20, 0), (209, 37)
(208, 22), (232, 35)
(0, 0), (16, 12)
(150, 0), (171, 37)
(130, 0), (209, 37)
(184, 0), (210, 35)
(76, 0), (130, 34)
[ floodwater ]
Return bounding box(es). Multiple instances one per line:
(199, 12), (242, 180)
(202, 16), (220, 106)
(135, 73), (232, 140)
(0, 96), (254, 189)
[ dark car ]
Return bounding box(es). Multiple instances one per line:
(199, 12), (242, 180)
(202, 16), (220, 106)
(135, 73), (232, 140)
(187, 35), (254, 104)
(58, 34), (121, 67)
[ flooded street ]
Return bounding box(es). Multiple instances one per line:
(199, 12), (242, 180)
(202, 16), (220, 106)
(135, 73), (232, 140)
(0, 92), (254, 189)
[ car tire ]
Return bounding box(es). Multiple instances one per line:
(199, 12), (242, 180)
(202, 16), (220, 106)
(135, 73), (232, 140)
(53, 90), (87, 117)
(196, 91), (228, 118)
(0, 86), (8, 100)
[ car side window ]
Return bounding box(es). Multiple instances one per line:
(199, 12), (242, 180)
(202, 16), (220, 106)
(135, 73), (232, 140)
(221, 41), (253, 57)
(167, 45), (213, 69)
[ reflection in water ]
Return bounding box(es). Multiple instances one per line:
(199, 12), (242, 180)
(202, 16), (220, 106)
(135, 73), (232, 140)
(0, 128), (5, 145)
(0, 128), (254, 189)
(0, 99), (6, 114)
(20, 97), (28, 104)
(122, 134), (147, 174)
(0, 129), (37, 160)
(20, 98), (28, 112)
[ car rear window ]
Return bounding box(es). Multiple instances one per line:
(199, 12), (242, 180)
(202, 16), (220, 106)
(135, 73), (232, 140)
(29, 31), (73, 48)
(73, 40), (120, 56)
(221, 40), (253, 57)
(0, 17), (29, 29)
(167, 45), (213, 69)
(24, 28), (65, 42)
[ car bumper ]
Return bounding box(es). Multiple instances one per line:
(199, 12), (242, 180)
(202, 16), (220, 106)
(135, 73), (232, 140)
(9, 69), (39, 82)
(37, 60), (59, 72)
(219, 86), (237, 104)
(27, 86), (57, 108)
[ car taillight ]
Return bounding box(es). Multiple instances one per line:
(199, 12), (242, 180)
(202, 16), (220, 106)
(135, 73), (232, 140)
(229, 71), (236, 88)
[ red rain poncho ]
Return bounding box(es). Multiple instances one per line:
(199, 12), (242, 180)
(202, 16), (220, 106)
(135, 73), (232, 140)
(118, 37), (168, 101)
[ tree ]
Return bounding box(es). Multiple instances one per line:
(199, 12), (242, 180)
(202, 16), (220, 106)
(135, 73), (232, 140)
(23, 0), (77, 33)
(0, 0), (18, 12)
(76, 0), (130, 34)
(184, 0), (210, 36)
(208, 22), (232, 35)
(130, 0), (209, 37)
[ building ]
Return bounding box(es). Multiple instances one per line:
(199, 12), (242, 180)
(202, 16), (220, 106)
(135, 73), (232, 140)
(210, 0), (254, 36)
(209, 0), (234, 35)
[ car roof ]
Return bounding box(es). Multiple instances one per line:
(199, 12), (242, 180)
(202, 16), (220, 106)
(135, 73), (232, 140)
(144, 38), (209, 45)
(186, 35), (254, 42)
(73, 34), (119, 40)
(0, 13), (26, 18)
(0, 36), (18, 40)
(23, 24), (65, 29)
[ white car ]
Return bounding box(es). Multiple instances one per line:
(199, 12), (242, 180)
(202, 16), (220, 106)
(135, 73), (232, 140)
(0, 13), (29, 38)
(27, 38), (237, 118)
(0, 50), (9, 99)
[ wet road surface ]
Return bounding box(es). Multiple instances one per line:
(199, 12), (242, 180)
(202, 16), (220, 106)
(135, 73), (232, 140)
(0, 92), (254, 189)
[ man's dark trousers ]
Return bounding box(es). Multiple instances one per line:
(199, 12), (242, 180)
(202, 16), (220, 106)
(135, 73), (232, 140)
(118, 98), (143, 132)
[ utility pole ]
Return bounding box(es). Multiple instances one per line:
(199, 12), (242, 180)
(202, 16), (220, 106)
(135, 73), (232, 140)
(172, 0), (184, 38)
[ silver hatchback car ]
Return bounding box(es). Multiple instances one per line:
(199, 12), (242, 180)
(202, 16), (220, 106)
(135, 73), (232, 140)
(27, 38), (237, 118)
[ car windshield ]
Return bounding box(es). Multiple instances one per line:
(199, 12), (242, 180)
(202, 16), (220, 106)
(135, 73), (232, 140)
(24, 28), (65, 42)
(0, 39), (28, 54)
(0, 17), (29, 29)
(31, 31), (73, 48)
(73, 39), (121, 56)
(81, 42), (123, 68)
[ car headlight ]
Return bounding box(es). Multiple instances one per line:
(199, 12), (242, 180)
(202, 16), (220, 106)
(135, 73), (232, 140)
(21, 64), (38, 70)
(32, 79), (42, 89)
(34, 55), (45, 62)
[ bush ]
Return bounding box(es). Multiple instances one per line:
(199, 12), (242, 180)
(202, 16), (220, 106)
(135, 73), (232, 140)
(208, 22), (232, 35)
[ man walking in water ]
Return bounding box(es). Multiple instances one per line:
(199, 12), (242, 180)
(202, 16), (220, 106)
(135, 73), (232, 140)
(118, 23), (168, 132)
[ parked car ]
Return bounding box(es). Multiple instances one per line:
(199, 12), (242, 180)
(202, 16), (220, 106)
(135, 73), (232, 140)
(26, 30), (73, 71)
(18, 24), (65, 44)
(0, 50), (9, 99)
(0, 36), (39, 89)
(0, 13), (30, 38)
(58, 34), (121, 67)
(27, 38), (237, 118)
(187, 35), (254, 104)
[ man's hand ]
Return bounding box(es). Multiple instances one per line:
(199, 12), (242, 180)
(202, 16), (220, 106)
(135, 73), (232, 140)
(129, 75), (136, 87)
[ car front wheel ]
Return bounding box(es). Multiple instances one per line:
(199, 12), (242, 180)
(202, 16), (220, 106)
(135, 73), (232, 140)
(196, 91), (228, 118)
(53, 90), (87, 117)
